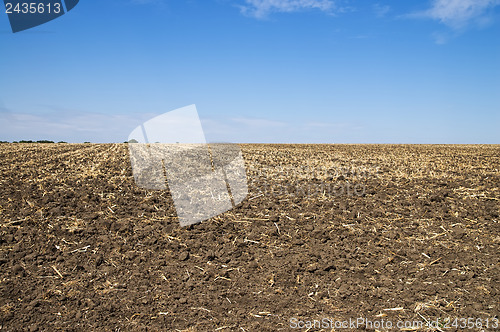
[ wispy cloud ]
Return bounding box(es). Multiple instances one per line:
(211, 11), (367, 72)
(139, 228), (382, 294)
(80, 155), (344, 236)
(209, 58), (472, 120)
(231, 117), (287, 127)
(410, 0), (500, 29)
(373, 3), (390, 18)
(239, 0), (336, 19)
(0, 107), (157, 143)
(130, 0), (163, 4)
(431, 30), (453, 44)
(201, 117), (364, 143)
(129, 0), (167, 9)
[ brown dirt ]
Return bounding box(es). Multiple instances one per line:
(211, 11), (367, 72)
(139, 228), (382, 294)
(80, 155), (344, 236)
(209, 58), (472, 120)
(0, 143), (499, 331)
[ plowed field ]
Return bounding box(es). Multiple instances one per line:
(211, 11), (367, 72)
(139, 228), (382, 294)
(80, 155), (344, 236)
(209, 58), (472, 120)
(0, 144), (499, 331)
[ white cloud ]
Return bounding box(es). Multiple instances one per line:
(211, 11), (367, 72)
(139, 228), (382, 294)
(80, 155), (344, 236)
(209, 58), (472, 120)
(130, 0), (163, 4)
(129, 0), (167, 9)
(373, 3), (390, 18)
(231, 117), (287, 127)
(431, 30), (452, 44)
(201, 117), (364, 143)
(413, 0), (500, 29)
(239, 0), (336, 18)
(0, 108), (157, 143)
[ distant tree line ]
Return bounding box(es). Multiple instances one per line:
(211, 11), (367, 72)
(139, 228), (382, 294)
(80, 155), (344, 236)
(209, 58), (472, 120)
(0, 140), (68, 143)
(0, 141), (141, 144)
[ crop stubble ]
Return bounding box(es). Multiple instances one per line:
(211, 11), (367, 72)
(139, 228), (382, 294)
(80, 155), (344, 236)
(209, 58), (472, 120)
(0, 144), (498, 331)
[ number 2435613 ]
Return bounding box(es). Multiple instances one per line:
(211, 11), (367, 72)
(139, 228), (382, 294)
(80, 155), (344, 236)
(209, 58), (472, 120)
(5, 2), (62, 14)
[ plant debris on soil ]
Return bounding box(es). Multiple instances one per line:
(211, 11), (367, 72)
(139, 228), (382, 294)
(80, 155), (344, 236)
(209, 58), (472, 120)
(0, 143), (499, 331)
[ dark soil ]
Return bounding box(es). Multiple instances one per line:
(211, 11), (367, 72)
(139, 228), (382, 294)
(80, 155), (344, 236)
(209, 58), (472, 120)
(0, 144), (499, 331)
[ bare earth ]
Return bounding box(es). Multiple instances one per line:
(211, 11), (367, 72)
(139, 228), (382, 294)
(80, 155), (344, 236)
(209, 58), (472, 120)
(0, 144), (499, 331)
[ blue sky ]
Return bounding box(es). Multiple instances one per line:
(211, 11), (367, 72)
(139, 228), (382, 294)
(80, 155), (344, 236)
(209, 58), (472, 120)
(0, 0), (499, 143)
